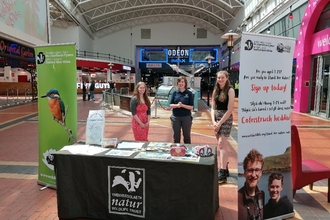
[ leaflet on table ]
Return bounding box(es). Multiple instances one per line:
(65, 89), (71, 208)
(105, 149), (135, 157)
(117, 142), (145, 149)
(60, 144), (109, 155)
(135, 152), (172, 160)
(146, 142), (172, 151)
(134, 152), (201, 162)
(172, 154), (200, 163)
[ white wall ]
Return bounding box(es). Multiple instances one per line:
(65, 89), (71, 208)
(78, 28), (94, 52)
(50, 25), (79, 46)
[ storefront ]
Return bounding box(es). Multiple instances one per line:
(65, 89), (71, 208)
(0, 37), (36, 98)
(293, 0), (330, 118)
(137, 46), (220, 89)
(76, 58), (135, 93)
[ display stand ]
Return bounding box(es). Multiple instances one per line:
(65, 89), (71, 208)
(85, 110), (105, 145)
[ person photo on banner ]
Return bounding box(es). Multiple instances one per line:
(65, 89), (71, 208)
(264, 172), (293, 219)
(169, 76), (194, 144)
(210, 70), (235, 182)
(238, 149), (265, 220)
(130, 82), (151, 141)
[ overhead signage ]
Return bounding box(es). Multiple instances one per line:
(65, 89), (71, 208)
(123, 65), (131, 71)
(168, 58), (189, 63)
(146, 63), (162, 68)
(167, 47), (189, 58)
(0, 37), (35, 60)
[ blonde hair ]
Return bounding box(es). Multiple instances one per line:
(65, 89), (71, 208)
(133, 82), (151, 108)
(212, 70), (233, 102)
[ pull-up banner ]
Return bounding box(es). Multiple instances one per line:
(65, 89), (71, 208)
(35, 43), (77, 188)
(237, 32), (295, 220)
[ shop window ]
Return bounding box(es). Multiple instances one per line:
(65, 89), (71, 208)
(315, 2), (330, 32)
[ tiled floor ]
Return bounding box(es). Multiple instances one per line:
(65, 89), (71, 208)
(0, 94), (330, 219)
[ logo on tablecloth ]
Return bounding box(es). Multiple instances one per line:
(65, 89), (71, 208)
(108, 166), (145, 218)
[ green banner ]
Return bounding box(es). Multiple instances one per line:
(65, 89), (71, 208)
(35, 44), (77, 187)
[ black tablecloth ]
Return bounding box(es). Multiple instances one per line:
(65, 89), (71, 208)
(54, 143), (219, 220)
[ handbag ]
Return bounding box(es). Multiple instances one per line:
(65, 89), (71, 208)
(170, 144), (187, 156)
(194, 145), (213, 157)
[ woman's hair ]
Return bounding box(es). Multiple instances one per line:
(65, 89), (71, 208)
(213, 70), (233, 102)
(177, 76), (188, 89)
(133, 82), (151, 108)
(243, 149), (264, 171)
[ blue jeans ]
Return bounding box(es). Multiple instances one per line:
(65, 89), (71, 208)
(90, 91), (94, 100)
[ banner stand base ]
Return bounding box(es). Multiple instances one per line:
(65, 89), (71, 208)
(37, 180), (56, 190)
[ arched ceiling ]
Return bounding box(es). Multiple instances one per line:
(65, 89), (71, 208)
(49, 0), (244, 38)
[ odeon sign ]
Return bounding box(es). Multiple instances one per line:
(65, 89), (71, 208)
(167, 48), (189, 57)
(76, 82), (110, 89)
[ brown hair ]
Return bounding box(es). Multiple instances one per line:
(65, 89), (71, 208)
(177, 76), (188, 89)
(212, 70), (233, 102)
(133, 82), (151, 108)
(268, 172), (284, 186)
(243, 149), (264, 171)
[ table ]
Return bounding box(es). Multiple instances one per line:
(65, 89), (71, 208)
(54, 143), (219, 220)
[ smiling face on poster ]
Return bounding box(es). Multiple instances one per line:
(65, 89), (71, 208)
(237, 32), (295, 220)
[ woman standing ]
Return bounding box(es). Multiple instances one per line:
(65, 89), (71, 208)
(210, 71), (235, 183)
(130, 82), (151, 141)
(170, 76), (194, 144)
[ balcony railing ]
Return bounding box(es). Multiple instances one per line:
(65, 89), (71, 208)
(76, 50), (133, 65)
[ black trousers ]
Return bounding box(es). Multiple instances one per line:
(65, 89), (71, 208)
(83, 90), (86, 100)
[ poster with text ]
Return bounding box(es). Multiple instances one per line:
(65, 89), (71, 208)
(238, 32), (295, 220)
(35, 43), (77, 188)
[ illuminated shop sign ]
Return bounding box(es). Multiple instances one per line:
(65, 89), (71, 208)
(169, 58), (189, 63)
(77, 82), (110, 89)
(123, 65), (131, 71)
(139, 47), (219, 63)
(167, 47), (189, 58)
(0, 38), (35, 60)
(146, 63), (162, 68)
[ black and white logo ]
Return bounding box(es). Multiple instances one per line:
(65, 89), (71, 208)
(37, 52), (45, 64)
(108, 166), (145, 218)
(276, 43), (291, 53)
(244, 40), (253, 51)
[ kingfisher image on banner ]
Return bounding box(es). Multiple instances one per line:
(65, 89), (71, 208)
(35, 43), (77, 188)
(41, 88), (76, 142)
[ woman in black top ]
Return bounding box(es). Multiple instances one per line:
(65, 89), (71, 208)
(210, 71), (235, 182)
(169, 76), (194, 144)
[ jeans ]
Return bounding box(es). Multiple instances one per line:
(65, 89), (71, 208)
(90, 91), (94, 100)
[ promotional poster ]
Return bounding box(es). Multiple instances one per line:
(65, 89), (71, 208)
(35, 43), (77, 187)
(238, 32), (295, 220)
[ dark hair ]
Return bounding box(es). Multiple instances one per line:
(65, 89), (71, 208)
(177, 76), (188, 89)
(243, 149), (264, 171)
(133, 82), (151, 108)
(268, 172), (284, 186)
(212, 70), (233, 102)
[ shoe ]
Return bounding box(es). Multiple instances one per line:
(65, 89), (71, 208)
(218, 169), (227, 183)
(225, 162), (230, 177)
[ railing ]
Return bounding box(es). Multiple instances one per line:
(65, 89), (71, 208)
(0, 88), (32, 107)
(102, 89), (173, 118)
(76, 50), (134, 65)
